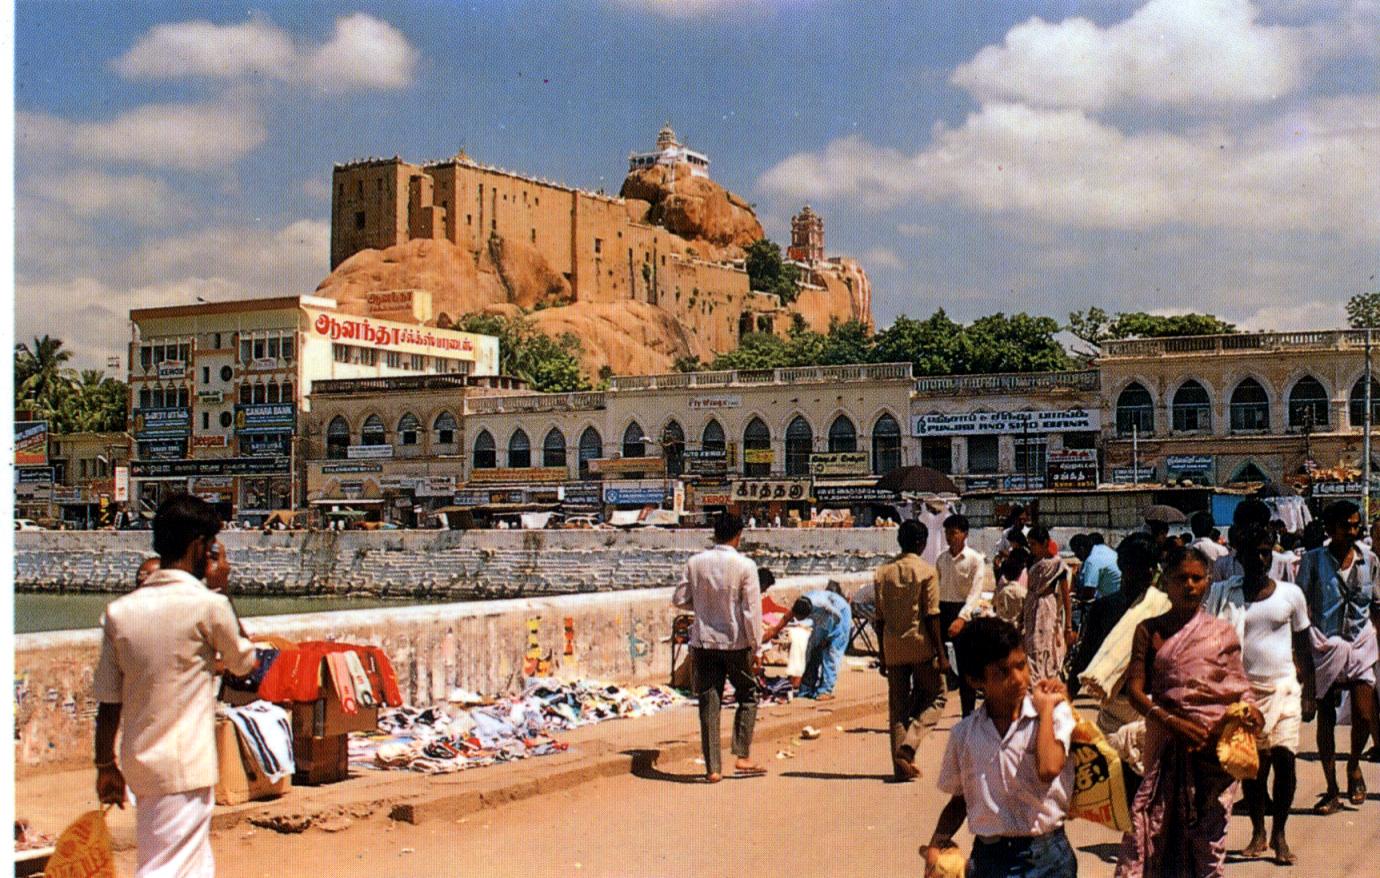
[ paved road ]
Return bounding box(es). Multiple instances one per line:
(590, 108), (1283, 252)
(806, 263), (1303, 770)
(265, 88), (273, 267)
(185, 695), (1378, 878)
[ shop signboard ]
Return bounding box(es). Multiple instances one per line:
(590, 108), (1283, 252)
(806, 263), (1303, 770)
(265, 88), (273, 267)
(1165, 455), (1215, 483)
(683, 449), (728, 476)
(453, 489), (489, 507)
(416, 476), (456, 498)
(141, 440), (187, 459)
(688, 395), (742, 410)
(133, 408), (191, 441)
(590, 457), (666, 476)
(812, 484), (897, 505)
(131, 457), (289, 478)
(731, 479), (811, 502)
(347, 445), (395, 460)
(488, 488), (527, 505)
(234, 403), (296, 435)
(156, 360), (186, 380)
(961, 475), (1001, 492)
(52, 486), (82, 503)
(241, 434), (291, 457)
(15, 420), (48, 466)
(250, 357), (279, 371)
(321, 462), (383, 474)
(742, 448), (775, 465)
(16, 467), (54, 485)
(1003, 474), (1047, 490)
(1312, 480), (1379, 497)
(469, 467), (567, 483)
(1111, 464), (1157, 484)
(808, 452), (869, 477)
(912, 408), (1100, 437)
(560, 483), (603, 509)
(191, 434), (228, 448)
(114, 465), (129, 503)
(603, 485), (666, 506)
(693, 486), (733, 506)
(1046, 449), (1099, 489)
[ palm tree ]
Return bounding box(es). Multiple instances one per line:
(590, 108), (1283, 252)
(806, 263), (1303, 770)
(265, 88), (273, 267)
(15, 335), (76, 412)
(14, 338), (127, 432)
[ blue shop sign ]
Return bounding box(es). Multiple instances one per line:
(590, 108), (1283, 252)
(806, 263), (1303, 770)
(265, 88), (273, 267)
(604, 486), (665, 506)
(235, 404), (297, 435)
(134, 408), (191, 440)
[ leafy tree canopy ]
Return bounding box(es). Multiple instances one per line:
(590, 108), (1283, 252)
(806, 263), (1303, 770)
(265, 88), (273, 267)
(1346, 292), (1380, 329)
(13, 335), (127, 433)
(744, 238), (800, 304)
(1067, 307), (1236, 350)
(453, 313), (590, 393)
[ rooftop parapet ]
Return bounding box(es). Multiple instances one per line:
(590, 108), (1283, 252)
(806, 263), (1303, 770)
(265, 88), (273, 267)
(1099, 330), (1372, 359)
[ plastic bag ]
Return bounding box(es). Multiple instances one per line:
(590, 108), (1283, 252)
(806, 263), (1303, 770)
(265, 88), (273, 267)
(42, 809), (117, 878)
(1216, 701), (1260, 781)
(1067, 708), (1132, 832)
(929, 846), (966, 878)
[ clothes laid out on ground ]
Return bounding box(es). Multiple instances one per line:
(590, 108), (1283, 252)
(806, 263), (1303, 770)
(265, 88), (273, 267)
(348, 678), (686, 774)
(218, 701), (295, 783)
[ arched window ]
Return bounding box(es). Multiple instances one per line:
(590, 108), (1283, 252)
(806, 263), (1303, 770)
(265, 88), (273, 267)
(326, 416), (350, 460)
(238, 383), (251, 405)
(508, 428), (531, 468)
(662, 420), (685, 478)
(543, 428), (566, 468)
(872, 414), (901, 475)
(281, 380), (294, 403)
(828, 415), (857, 453)
(578, 427), (602, 478)
(397, 412), (420, 446)
(785, 416), (814, 476)
(743, 417), (771, 477)
(1349, 377), (1380, 427)
(702, 419), (725, 452)
(1171, 380), (1211, 433)
(139, 387), (152, 409)
(252, 382), (266, 404)
(433, 412), (457, 447)
(266, 382), (281, 404)
(1115, 383), (1154, 436)
(1287, 376), (1329, 429)
(472, 430), (496, 469)
(622, 422), (646, 459)
(1228, 461), (1269, 484)
(1230, 378), (1270, 432)
(361, 414), (386, 446)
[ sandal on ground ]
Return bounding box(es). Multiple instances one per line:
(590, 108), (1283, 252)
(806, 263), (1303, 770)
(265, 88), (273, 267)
(1240, 838), (1268, 859)
(1314, 792), (1345, 815)
(733, 762), (767, 776)
(1347, 772), (1367, 806)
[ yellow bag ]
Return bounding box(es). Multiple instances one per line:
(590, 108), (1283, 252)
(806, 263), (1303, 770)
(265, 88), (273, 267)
(930, 846), (967, 877)
(1217, 701), (1260, 781)
(42, 809), (116, 878)
(1067, 709), (1132, 832)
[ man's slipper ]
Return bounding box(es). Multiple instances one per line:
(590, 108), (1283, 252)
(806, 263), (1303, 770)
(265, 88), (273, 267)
(734, 763), (767, 776)
(1314, 793), (1345, 815)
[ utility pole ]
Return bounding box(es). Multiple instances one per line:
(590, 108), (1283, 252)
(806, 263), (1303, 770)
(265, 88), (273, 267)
(1132, 423), (1140, 486)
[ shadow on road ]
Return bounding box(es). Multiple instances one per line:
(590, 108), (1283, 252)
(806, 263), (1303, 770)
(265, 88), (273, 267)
(843, 727), (888, 735)
(623, 748), (708, 784)
(779, 770), (899, 782)
(1077, 842), (1121, 865)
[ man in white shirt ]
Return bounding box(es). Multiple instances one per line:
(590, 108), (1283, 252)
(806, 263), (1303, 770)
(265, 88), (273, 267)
(94, 494), (257, 877)
(672, 513), (765, 782)
(1190, 511), (1230, 563)
(1204, 521), (1312, 866)
(937, 514), (994, 716)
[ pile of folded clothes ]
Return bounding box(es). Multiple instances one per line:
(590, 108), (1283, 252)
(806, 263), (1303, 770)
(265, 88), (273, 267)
(349, 677), (686, 774)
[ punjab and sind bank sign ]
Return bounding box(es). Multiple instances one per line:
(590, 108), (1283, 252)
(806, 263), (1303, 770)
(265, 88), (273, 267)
(912, 408), (1100, 437)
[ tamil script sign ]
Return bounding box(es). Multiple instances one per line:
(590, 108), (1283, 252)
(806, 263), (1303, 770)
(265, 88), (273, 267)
(133, 408), (191, 441)
(15, 467), (54, 485)
(809, 452), (869, 477)
(688, 395), (742, 410)
(1166, 455), (1215, 482)
(1111, 464), (1157, 484)
(1312, 480), (1380, 497)
(308, 310), (476, 357)
(560, 482), (603, 509)
(912, 409), (1100, 437)
(468, 466), (568, 483)
(320, 462), (383, 474)
(603, 485), (666, 506)
(347, 445), (395, 460)
(731, 479), (811, 502)
(743, 448), (775, 464)
(15, 421), (48, 466)
(1046, 449), (1099, 489)
(235, 403), (296, 434)
(132, 457), (290, 478)
(590, 457), (667, 476)
(812, 484), (897, 505)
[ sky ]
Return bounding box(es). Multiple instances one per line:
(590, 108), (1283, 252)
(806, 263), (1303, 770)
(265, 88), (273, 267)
(12, 0), (1380, 371)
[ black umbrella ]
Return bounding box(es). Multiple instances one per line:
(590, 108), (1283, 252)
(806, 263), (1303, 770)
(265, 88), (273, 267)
(876, 466), (959, 495)
(1142, 504), (1187, 524)
(1254, 481), (1297, 498)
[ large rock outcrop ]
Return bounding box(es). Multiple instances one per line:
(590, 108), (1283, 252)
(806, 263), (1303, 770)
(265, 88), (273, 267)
(619, 165), (763, 256)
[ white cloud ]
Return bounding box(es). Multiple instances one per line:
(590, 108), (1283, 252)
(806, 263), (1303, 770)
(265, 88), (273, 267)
(896, 222), (937, 238)
(301, 178), (332, 201)
(1239, 300), (1348, 331)
(112, 19), (294, 80)
(17, 99), (267, 171)
(21, 171), (191, 225)
(758, 95), (1380, 240)
(951, 0), (1304, 110)
(120, 220), (329, 289)
(612, 0), (814, 18)
(304, 14), (417, 91)
(114, 14), (417, 91)
(860, 247), (904, 270)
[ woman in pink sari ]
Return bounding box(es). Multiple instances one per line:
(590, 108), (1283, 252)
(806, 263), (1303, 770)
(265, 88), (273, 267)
(1021, 526), (1074, 681)
(1116, 545), (1263, 878)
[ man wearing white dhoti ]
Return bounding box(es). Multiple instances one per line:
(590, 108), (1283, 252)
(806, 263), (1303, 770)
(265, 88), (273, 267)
(93, 494), (257, 877)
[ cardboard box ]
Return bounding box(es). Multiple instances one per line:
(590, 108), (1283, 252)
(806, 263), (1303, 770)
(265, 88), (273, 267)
(288, 658), (379, 737)
(215, 718), (291, 806)
(292, 733), (349, 786)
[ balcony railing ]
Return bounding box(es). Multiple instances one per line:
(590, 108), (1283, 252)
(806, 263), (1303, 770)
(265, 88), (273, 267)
(606, 362), (913, 391)
(914, 370), (1101, 396)
(465, 392), (607, 415)
(1101, 330), (1372, 359)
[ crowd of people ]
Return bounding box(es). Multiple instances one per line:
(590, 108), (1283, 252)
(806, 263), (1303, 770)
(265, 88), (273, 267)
(673, 501), (1379, 877)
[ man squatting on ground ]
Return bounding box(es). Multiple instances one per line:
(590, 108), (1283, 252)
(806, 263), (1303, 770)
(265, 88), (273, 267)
(94, 494), (257, 877)
(672, 512), (767, 783)
(873, 519), (947, 780)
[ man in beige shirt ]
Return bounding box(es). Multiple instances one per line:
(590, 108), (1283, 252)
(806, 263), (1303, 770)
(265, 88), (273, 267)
(938, 513), (994, 716)
(94, 494), (256, 877)
(874, 520), (947, 780)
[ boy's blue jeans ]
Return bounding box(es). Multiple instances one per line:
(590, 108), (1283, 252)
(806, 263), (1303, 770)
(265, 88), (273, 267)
(798, 608), (851, 697)
(968, 828), (1077, 878)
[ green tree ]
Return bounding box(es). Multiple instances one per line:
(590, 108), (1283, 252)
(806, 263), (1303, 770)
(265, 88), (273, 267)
(15, 334), (75, 412)
(672, 355), (704, 373)
(1066, 307), (1110, 352)
(1107, 312), (1236, 339)
(816, 319), (874, 365)
(708, 332), (795, 370)
(744, 238), (800, 304)
(964, 313), (1072, 374)
(869, 312), (968, 375)
(1346, 292), (1380, 328)
(454, 313), (590, 393)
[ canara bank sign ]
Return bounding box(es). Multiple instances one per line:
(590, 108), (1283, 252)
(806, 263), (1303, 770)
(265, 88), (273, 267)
(912, 409), (1100, 437)
(309, 312), (475, 355)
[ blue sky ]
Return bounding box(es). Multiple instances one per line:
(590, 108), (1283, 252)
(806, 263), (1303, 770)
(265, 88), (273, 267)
(14, 0), (1380, 369)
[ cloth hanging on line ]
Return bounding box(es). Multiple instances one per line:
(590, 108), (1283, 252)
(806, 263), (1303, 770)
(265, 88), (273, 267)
(257, 642), (402, 706)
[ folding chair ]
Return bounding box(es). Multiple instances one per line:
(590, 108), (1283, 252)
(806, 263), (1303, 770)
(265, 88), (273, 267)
(847, 605), (878, 655)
